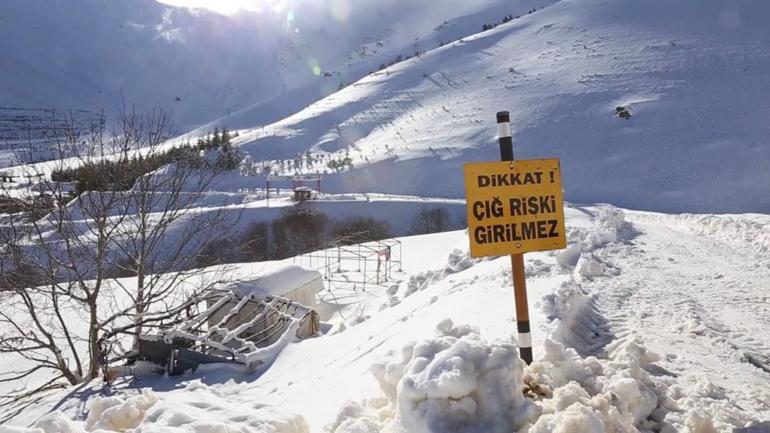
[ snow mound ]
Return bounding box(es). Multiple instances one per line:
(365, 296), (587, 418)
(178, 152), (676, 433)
(573, 256), (602, 281)
(403, 249), (478, 298)
(556, 207), (629, 271)
(329, 320), (737, 433)
(526, 336), (757, 433)
(225, 263), (321, 299)
(86, 389), (158, 431)
(539, 278), (610, 356)
(332, 319), (535, 433)
(0, 391), (157, 433)
(527, 338), (663, 433)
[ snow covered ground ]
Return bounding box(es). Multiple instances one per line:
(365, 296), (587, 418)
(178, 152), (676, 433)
(2, 0), (770, 431)
(3, 205), (768, 432)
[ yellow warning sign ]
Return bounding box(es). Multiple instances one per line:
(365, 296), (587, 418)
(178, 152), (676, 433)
(464, 158), (566, 257)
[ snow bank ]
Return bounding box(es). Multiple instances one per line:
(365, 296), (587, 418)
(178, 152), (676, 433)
(402, 249), (477, 298)
(328, 319), (733, 433)
(525, 336), (759, 433)
(629, 212), (770, 253)
(539, 278), (608, 355)
(1, 392), (157, 433)
(527, 338), (662, 433)
(555, 207), (628, 273)
(330, 319), (535, 433)
(573, 253), (607, 282)
(86, 389), (158, 431)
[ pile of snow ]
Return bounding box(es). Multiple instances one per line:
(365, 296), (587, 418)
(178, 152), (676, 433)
(539, 277), (610, 357)
(527, 338), (662, 432)
(325, 317), (740, 433)
(85, 390), (159, 431)
(329, 319), (534, 433)
(402, 249), (477, 298)
(540, 279), (589, 323)
(526, 336), (759, 433)
(555, 207), (627, 275)
(0, 391), (157, 433)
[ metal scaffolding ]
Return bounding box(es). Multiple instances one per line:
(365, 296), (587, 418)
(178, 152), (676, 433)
(292, 239), (402, 290)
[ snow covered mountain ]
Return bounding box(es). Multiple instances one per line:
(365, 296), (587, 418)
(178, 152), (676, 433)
(202, 0), (770, 214)
(0, 0), (550, 130)
(7, 0), (768, 214)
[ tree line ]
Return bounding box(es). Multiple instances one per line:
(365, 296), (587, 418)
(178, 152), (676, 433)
(50, 127), (240, 195)
(197, 206), (456, 267)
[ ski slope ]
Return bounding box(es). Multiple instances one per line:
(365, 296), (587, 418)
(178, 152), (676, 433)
(3, 206), (769, 432)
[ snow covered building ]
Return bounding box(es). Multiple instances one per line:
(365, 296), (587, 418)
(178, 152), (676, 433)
(202, 263), (325, 351)
(224, 263), (324, 307)
(134, 264), (324, 374)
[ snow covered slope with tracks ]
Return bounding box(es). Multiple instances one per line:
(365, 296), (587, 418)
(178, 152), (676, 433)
(215, 0), (770, 214)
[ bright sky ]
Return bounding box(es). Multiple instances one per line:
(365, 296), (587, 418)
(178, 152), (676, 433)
(157, 0), (264, 14)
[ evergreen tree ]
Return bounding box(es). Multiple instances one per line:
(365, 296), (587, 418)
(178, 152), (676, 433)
(212, 127), (221, 148)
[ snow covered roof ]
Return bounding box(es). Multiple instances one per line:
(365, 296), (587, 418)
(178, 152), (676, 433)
(223, 263), (322, 298)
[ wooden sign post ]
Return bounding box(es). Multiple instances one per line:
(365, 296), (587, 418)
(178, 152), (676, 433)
(463, 111), (566, 364)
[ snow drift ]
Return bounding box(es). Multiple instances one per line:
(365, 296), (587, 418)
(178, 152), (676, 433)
(1, 383), (309, 433)
(329, 319), (534, 433)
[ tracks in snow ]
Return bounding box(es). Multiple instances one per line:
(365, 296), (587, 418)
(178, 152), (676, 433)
(574, 212), (770, 419)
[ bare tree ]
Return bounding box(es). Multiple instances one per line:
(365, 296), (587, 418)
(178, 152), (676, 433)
(331, 216), (392, 245)
(0, 108), (238, 406)
(409, 207), (452, 235)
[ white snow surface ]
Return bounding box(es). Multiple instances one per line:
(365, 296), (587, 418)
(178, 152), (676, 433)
(191, 0), (770, 214)
(3, 205), (769, 432)
(224, 263), (322, 299)
(0, 0), (550, 166)
(6, 0), (770, 213)
(3, 0), (770, 430)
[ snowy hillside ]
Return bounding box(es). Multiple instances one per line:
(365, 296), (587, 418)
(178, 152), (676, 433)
(0, 0), (549, 133)
(210, 0), (770, 214)
(3, 206), (769, 432)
